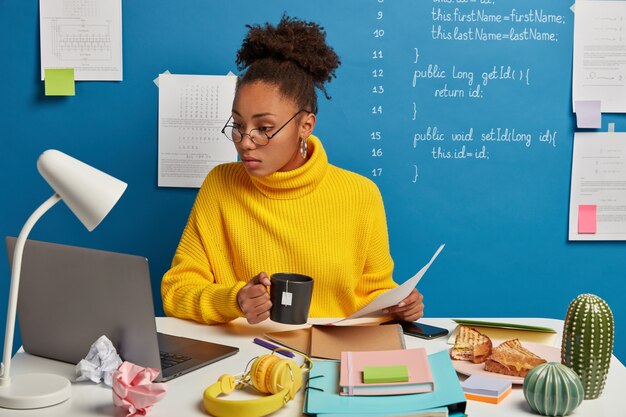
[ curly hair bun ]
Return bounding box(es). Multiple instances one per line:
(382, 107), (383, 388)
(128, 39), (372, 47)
(236, 15), (341, 88)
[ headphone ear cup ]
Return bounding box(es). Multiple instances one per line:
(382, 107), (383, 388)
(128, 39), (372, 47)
(249, 354), (280, 394)
(271, 359), (303, 400)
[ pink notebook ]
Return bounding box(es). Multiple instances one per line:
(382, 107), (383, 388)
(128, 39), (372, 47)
(339, 347), (434, 396)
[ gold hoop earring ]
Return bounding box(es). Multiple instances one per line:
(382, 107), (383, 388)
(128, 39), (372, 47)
(300, 138), (308, 159)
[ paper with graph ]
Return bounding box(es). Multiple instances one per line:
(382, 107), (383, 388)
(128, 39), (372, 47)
(39, 0), (123, 80)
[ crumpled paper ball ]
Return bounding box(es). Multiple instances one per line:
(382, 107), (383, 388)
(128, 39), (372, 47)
(112, 361), (168, 416)
(75, 335), (123, 386)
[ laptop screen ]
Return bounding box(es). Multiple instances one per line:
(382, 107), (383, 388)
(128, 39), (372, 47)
(6, 237), (163, 371)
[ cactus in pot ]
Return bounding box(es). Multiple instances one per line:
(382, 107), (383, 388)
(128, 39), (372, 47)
(561, 294), (613, 400)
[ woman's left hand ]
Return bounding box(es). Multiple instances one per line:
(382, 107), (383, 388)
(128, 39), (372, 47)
(384, 288), (424, 322)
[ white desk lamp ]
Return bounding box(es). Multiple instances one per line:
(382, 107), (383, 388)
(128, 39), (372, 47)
(0, 150), (127, 409)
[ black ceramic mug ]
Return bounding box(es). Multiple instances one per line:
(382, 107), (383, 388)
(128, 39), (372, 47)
(269, 273), (314, 325)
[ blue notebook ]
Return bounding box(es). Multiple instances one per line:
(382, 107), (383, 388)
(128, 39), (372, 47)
(304, 350), (466, 416)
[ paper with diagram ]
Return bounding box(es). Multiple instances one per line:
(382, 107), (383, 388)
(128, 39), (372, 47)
(573, 1), (626, 112)
(39, 0), (123, 81)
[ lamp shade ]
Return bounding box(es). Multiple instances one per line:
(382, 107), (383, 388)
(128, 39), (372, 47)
(37, 150), (127, 231)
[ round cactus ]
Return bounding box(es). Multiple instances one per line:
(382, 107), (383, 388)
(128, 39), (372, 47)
(561, 294), (614, 400)
(523, 362), (584, 416)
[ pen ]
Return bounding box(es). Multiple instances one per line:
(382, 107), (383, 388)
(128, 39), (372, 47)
(253, 337), (295, 358)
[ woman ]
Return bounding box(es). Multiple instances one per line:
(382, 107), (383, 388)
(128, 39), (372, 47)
(161, 15), (424, 324)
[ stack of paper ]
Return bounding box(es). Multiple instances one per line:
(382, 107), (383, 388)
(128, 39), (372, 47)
(304, 350), (466, 417)
(461, 375), (512, 404)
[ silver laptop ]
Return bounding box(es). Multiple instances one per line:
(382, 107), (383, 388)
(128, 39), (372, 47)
(5, 237), (239, 382)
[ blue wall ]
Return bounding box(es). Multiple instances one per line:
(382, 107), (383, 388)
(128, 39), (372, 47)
(1, 1), (624, 361)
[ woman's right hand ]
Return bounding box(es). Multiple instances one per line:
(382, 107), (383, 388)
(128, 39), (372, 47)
(237, 272), (272, 324)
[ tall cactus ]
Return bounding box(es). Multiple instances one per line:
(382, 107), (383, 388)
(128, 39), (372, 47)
(561, 294), (614, 400)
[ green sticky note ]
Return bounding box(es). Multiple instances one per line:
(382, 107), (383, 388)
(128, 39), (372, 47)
(363, 365), (409, 384)
(44, 68), (75, 96)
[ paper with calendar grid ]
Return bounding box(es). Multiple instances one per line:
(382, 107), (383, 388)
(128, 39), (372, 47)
(158, 73), (237, 188)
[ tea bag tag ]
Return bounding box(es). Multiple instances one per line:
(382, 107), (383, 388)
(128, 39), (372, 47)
(281, 292), (293, 306)
(281, 281), (293, 306)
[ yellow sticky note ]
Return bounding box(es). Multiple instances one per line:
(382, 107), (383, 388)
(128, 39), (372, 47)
(44, 68), (75, 96)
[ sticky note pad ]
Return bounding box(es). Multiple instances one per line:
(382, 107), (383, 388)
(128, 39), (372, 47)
(44, 68), (75, 96)
(461, 374), (512, 397)
(575, 100), (601, 128)
(578, 204), (597, 234)
(362, 365), (409, 384)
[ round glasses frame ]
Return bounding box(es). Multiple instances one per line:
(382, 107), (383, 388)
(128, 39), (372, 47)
(221, 109), (308, 146)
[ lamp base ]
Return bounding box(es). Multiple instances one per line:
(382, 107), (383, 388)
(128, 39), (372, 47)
(0, 373), (71, 409)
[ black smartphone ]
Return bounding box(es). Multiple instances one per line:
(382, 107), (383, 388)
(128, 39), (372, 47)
(381, 320), (449, 340)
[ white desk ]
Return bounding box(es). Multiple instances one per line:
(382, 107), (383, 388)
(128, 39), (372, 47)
(2, 317), (624, 417)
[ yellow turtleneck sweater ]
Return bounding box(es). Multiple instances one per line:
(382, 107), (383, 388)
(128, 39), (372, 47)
(161, 135), (396, 324)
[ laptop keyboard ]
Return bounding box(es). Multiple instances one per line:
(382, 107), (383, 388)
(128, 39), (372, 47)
(160, 351), (192, 369)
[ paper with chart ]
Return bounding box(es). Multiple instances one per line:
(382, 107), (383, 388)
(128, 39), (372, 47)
(318, 244), (445, 325)
(39, 0), (123, 81)
(573, 1), (626, 112)
(158, 73), (237, 188)
(569, 132), (626, 241)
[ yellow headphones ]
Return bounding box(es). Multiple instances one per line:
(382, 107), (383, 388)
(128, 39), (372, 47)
(203, 349), (311, 417)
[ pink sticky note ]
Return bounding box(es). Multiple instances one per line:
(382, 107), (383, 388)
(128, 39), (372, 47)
(578, 205), (597, 234)
(575, 100), (601, 128)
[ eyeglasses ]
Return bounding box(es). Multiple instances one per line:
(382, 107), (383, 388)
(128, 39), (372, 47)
(221, 109), (307, 146)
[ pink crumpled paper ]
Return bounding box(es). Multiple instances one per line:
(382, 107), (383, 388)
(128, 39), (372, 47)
(112, 361), (168, 417)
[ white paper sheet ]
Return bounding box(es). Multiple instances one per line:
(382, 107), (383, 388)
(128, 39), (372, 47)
(39, 0), (123, 81)
(573, 1), (626, 112)
(316, 244), (445, 325)
(569, 132), (626, 241)
(158, 73), (237, 188)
